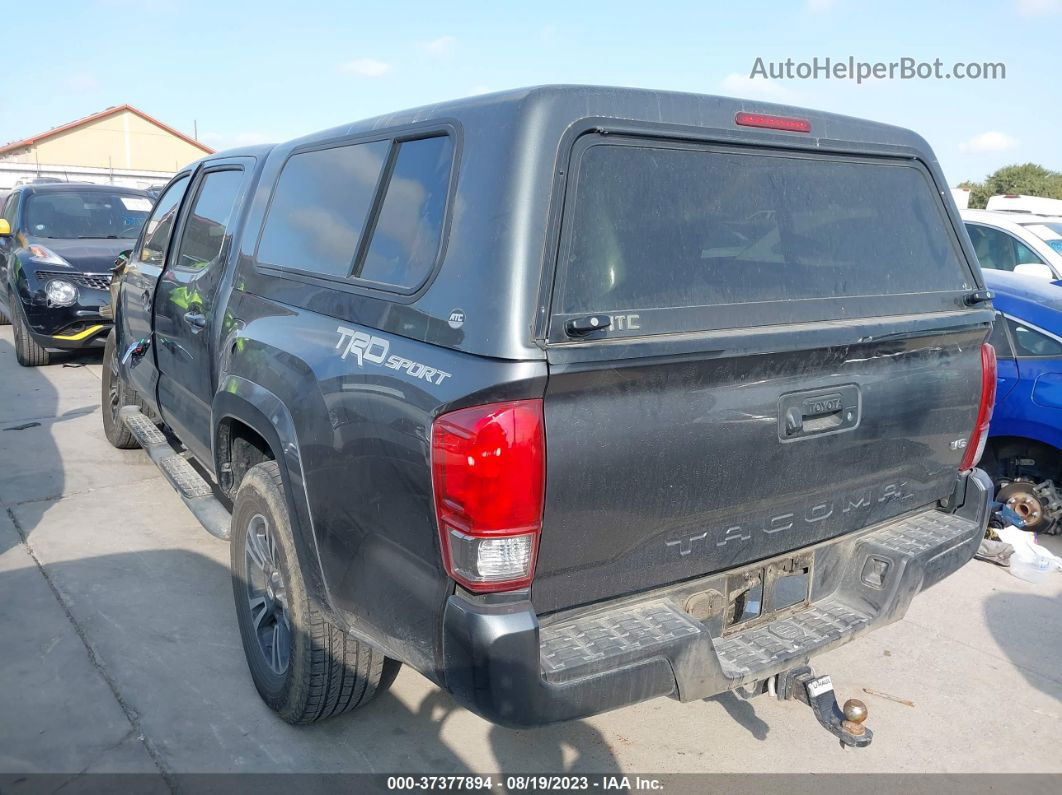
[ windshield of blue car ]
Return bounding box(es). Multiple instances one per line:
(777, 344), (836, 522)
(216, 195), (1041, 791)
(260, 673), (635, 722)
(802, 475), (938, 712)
(1019, 221), (1062, 256)
(24, 190), (153, 239)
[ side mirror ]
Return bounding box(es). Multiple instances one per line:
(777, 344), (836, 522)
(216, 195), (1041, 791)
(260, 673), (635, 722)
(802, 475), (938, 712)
(1014, 262), (1055, 280)
(0, 218), (10, 237)
(113, 250), (131, 272)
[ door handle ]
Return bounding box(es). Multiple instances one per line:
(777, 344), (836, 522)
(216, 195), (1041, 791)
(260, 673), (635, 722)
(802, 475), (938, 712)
(778, 386), (860, 442)
(183, 310), (207, 330)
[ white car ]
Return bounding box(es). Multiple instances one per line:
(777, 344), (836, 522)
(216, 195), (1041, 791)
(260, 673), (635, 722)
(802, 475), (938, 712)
(961, 208), (1062, 280)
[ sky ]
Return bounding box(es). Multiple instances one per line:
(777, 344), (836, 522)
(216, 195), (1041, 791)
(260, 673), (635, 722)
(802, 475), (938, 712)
(9, 0), (1061, 186)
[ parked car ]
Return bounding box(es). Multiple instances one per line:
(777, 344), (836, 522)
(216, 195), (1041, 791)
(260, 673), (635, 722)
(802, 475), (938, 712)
(985, 193), (1062, 215)
(0, 182), (153, 365)
(981, 269), (1062, 534)
(962, 208), (1062, 280)
(102, 86), (994, 741)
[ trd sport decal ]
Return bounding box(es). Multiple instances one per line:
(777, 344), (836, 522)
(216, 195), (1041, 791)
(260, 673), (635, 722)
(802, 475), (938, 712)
(335, 327), (452, 386)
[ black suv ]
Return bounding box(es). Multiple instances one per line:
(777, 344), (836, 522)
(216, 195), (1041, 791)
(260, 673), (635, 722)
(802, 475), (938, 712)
(0, 182), (152, 365)
(102, 86), (995, 739)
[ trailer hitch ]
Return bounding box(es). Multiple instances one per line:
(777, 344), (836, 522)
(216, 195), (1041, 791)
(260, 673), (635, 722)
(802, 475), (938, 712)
(775, 666), (872, 748)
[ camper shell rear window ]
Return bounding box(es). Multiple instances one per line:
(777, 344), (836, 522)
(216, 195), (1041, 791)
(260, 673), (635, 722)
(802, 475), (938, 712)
(550, 136), (974, 339)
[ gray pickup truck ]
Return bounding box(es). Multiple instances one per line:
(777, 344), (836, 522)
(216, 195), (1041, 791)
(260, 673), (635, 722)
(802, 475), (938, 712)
(103, 85), (995, 745)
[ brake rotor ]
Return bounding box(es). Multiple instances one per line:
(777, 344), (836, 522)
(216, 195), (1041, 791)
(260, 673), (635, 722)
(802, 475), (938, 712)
(997, 478), (1062, 534)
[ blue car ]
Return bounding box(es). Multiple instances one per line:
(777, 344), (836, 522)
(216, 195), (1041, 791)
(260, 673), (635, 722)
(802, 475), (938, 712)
(982, 269), (1062, 533)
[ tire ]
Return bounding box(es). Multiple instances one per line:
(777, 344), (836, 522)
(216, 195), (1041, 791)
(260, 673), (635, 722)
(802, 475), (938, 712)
(101, 330), (142, 449)
(231, 461), (400, 723)
(13, 310), (49, 366)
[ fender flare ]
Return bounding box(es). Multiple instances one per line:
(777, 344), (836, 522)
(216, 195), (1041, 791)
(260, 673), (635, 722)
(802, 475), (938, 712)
(213, 376), (336, 621)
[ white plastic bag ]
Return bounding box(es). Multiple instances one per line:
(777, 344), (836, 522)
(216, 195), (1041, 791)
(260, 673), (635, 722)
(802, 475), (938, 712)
(995, 524), (1062, 583)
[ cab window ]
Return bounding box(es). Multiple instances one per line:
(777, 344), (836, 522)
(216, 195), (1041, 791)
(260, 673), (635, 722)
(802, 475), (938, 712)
(357, 135), (454, 289)
(257, 132), (455, 293)
(257, 140), (390, 278)
(138, 176), (190, 265)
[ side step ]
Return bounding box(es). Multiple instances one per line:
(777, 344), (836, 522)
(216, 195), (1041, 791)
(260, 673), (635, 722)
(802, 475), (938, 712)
(120, 407), (231, 540)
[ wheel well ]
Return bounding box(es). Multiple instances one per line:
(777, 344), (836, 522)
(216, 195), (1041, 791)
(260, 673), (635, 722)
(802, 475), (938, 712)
(982, 436), (1062, 482)
(217, 418), (275, 497)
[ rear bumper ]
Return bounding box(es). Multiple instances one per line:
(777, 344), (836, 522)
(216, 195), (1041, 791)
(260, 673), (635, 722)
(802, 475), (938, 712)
(441, 469), (992, 727)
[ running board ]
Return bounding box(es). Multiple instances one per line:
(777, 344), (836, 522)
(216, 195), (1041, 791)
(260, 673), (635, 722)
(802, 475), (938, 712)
(119, 407), (231, 541)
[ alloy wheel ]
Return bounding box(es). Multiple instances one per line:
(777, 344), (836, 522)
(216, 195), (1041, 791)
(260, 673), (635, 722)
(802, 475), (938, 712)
(244, 513), (292, 675)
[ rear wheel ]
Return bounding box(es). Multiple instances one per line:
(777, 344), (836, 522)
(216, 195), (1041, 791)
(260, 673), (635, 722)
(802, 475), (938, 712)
(12, 311), (49, 367)
(101, 330), (141, 449)
(231, 461), (399, 723)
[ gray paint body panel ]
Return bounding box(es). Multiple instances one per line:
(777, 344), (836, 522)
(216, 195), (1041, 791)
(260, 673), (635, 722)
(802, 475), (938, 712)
(111, 84), (992, 721)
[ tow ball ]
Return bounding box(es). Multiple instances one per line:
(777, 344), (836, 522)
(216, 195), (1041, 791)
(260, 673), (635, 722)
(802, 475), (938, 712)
(774, 666), (872, 748)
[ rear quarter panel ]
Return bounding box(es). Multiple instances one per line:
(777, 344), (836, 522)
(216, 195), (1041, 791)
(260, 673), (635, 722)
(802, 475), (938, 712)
(222, 288), (546, 674)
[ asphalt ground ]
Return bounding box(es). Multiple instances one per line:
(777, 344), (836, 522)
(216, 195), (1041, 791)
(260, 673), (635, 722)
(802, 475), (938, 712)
(1, 324), (1060, 786)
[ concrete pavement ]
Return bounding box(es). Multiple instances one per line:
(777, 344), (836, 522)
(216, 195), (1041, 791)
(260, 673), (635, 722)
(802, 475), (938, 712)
(1, 324), (1060, 779)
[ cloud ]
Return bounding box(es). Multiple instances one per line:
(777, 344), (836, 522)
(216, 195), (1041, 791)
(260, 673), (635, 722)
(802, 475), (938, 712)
(470, 85), (491, 96)
(959, 131), (1020, 153)
(424, 35), (457, 57)
(339, 58), (391, 77)
(1015, 0), (1061, 14)
(719, 73), (793, 101)
(807, 0), (838, 12)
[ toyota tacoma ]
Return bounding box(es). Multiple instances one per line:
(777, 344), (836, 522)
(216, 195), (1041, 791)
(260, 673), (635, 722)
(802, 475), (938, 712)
(102, 86), (996, 743)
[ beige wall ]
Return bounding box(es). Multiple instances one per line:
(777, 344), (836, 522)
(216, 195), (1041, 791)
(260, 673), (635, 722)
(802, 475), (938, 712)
(0, 110), (208, 172)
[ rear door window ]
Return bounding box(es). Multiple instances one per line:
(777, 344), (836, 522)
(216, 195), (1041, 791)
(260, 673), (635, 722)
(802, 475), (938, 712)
(553, 138), (973, 336)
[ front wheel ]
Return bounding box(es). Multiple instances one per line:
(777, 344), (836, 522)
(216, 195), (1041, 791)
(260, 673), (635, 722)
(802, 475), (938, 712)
(12, 311), (49, 366)
(230, 462), (399, 723)
(101, 330), (141, 449)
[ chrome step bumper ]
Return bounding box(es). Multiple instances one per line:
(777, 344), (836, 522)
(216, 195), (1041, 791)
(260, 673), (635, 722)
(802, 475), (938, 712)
(440, 470), (992, 727)
(538, 509), (981, 690)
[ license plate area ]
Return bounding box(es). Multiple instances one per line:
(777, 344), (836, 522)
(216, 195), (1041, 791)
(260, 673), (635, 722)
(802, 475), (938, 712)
(723, 551), (813, 635)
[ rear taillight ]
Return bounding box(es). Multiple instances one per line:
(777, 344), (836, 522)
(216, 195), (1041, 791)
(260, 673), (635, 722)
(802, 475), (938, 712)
(960, 343), (997, 472)
(431, 399), (545, 592)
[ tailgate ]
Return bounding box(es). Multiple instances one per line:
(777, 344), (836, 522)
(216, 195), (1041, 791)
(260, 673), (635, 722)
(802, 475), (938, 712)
(534, 322), (985, 613)
(532, 134), (989, 614)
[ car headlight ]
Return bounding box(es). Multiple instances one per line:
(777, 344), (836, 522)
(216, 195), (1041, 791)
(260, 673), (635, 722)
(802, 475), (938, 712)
(27, 245), (70, 266)
(45, 279), (78, 307)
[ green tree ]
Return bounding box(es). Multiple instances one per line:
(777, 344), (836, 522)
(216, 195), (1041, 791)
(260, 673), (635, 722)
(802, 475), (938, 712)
(961, 163), (1062, 209)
